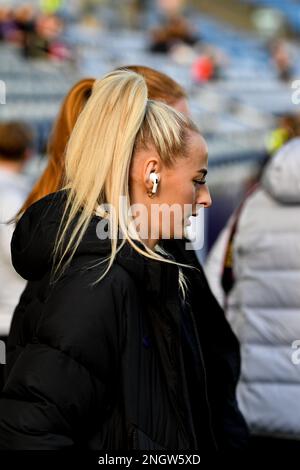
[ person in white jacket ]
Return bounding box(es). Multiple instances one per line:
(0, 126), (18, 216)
(205, 138), (300, 451)
(0, 122), (32, 339)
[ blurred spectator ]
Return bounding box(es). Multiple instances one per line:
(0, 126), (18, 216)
(0, 7), (19, 42)
(149, 14), (199, 53)
(247, 113), (300, 188)
(266, 114), (300, 156)
(192, 54), (217, 83)
(191, 45), (226, 83)
(22, 13), (67, 60)
(205, 138), (300, 454)
(0, 122), (33, 343)
(270, 39), (293, 82)
(14, 4), (36, 36)
(13, 5), (38, 55)
(0, 4), (70, 61)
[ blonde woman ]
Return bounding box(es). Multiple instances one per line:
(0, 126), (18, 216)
(0, 70), (247, 452)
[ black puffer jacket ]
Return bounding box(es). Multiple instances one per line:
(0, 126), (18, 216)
(0, 191), (248, 451)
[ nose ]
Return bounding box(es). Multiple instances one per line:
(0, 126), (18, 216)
(196, 185), (212, 208)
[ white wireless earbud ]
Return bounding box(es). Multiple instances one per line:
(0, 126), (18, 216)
(149, 172), (160, 194)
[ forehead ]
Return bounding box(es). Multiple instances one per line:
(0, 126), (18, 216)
(166, 132), (208, 176)
(183, 132), (208, 168)
(189, 130), (207, 150)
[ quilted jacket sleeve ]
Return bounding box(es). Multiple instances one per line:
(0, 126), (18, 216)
(0, 268), (126, 450)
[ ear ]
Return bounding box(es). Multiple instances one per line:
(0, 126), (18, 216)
(143, 157), (161, 193)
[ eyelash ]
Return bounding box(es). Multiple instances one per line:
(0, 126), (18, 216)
(193, 180), (206, 187)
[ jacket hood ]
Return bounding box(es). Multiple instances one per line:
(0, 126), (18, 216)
(262, 137), (300, 204)
(11, 190), (146, 282)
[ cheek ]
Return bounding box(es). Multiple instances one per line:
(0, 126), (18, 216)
(180, 184), (195, 204)
(162, 176), (195, 205)
(168, 185), (195, 208)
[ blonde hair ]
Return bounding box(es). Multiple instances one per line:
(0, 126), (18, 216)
(54, 70), (200, 295)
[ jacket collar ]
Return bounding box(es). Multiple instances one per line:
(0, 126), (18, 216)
(116, 241), (180, 305)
